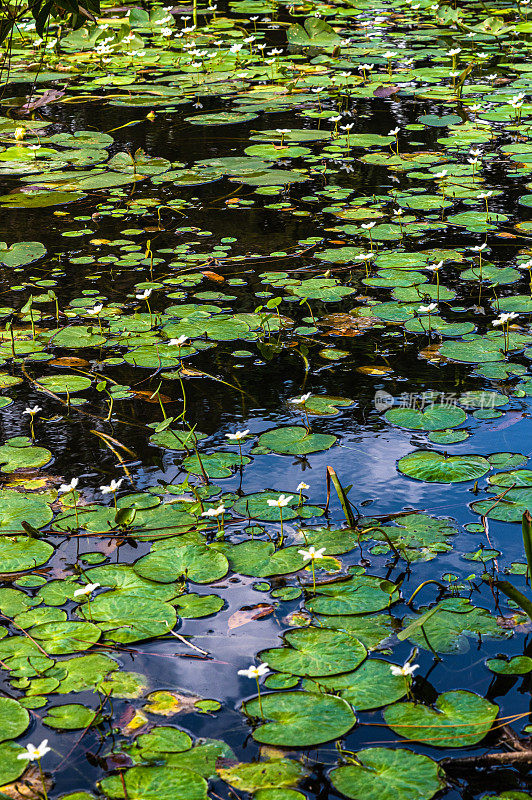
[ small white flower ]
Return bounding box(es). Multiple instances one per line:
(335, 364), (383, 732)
(230, 42), (243, 53)
(292, 392), (311, 404)
(267, 494), (293, 508)
(297, 482), (309, 491)
(390, 661), (419, 677)
(446, 47), (461, 56)
(425, 261), (443, 272)
(168, 335), (188, 346)
(388, 127), (400, 135)
(136, 289), (152, 300)
(238, 662), (269, 679)
(361, 221), (376, 230)
(201, 504), (225, 517)
(100, 478), (123, 495)
(340, 123), (354, 131)
(418, 303), (438, 313)
(434, 170), (447, 178)
(17, 740), (51, 761)
(268, 48), (282, 55)
(470, 243), (487, 252)
(384, 51), (396, 58)
(298, 545), (326, 561)
(73, 582), (100, 598)
(59, 478), (79, 494)
(24, 405), (42, 415)
(276, 128), (291, 134)
(493, 312), (518, 327)
(225, 429), (250, 441)
(477, 191), (493, 200)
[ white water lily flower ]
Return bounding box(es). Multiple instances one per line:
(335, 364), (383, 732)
(276, 128), (291, 134)
(73, 582), (100, 598)
(225, 429), (250, 441)
(298, 545), (326, 561)
(90, 304), (103, 315)
(238, 663), (269, 679)
(434, 170), (447, 178)
(17, 740), (51, 761)
(361, 221), (376, 230)
(267, 494), (293, 508)
(418, 303), (437, 313)
(169, 335), (188, 346)
(24, 405), (42, 416)
(135, 289), (152, 300)
(470, 243), (487, 252)
(340, 123), (354, 131)
(425, 261), (443, 272)
(100, 478), (123, 495)
(297, 482), (309, 491)
(493, 312), (518, 326)
(477, 191), (493, 200)
(446, 47), (461, 56)
(201, 505), (225, 517)
(59, 478), (79, 494)
(292, 392), (311, 404)
(388, 127), (400, 136)
(390, 661), (419, 677)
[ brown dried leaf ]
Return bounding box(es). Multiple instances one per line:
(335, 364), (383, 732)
(49, 357), (90, 367)
(228, 603), (274, 629)
(201, 270), (225, 283)
(0, 766), (52, 800)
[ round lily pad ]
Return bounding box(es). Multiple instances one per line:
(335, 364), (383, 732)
(0, 536), (54, 573)
(0, 697), (29, 742)
(385, 405), (466, 430)
(397, 451), (490, 483)
(257, 426), (336, 455)
(329, 748), (444, 800)
(244, 691), (356, 747)
(384, 690), (498, 747)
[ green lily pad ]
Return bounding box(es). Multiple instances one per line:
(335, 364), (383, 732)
(257, 426), (336, 455)
(385, 405), (466, 430)
(384, 690), (498, 747)
(0, 697), (29, 742)
(258, 626), (366, 677)
(134, 544), (229, 584)
(244, 691), (355, 746)
(397, 450), (490, 483)
(302, 659), (407, 710)
(100, 766), (208, 800)
(329, 748), (444, 800)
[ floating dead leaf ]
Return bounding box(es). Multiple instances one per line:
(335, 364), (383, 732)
(498, 614), (532, 632)
(89, 239), (111, 245)
(228, 603), (274, 629)
(495, 232), (517, 238)
(320, 313), (378, 337)
(121, 708), (150, 734)
(19, 89), (65, 114)
(374, 85), (400, 97)
(284, 611), (311, 627)
(201, 270), (225, 283)
(143, 690), (200, 716)
(132, 390), (171, 403)
(144, 226), (163, 232)
(419, 344), (449, 364)
(0, 765), (52, 800)
(356, 365), (393, 376)
(50, 357), (90, 367)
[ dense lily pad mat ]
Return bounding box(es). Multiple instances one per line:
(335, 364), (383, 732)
(2, 0), (532, 796)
